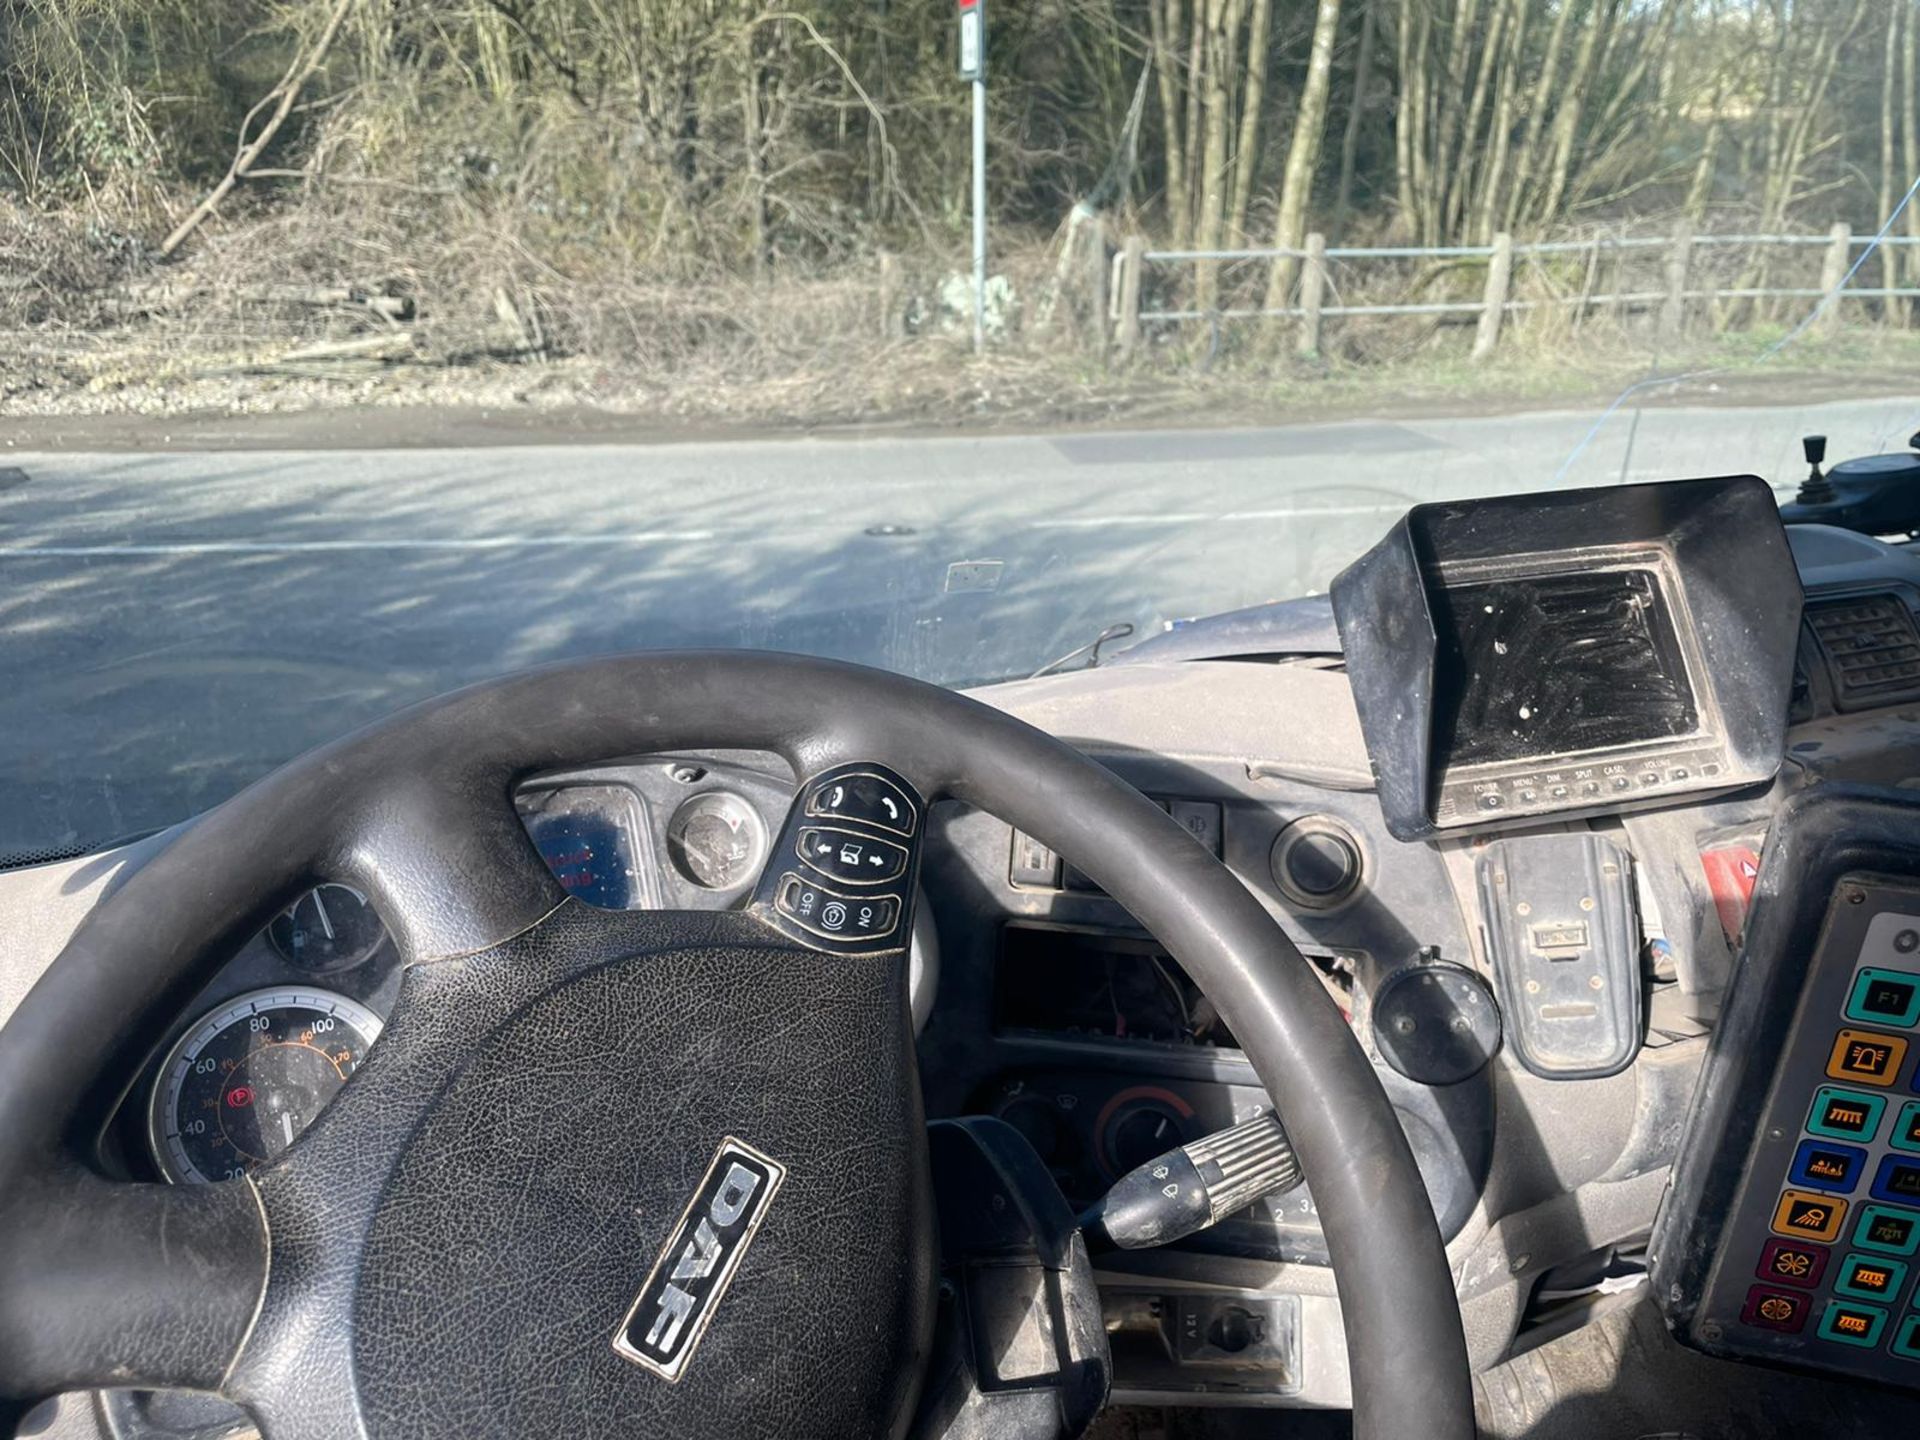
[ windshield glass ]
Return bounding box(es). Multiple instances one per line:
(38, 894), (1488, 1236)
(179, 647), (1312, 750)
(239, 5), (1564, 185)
(3, 0), (1918, 857)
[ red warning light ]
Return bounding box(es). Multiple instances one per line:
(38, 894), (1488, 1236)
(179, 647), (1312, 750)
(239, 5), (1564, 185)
(226, 1085), (255, 1108)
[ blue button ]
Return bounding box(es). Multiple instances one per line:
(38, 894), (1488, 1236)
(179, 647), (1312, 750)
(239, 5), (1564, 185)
(1871, 1154), (1920, 1205)
(1791, 1137), (1868, 1193)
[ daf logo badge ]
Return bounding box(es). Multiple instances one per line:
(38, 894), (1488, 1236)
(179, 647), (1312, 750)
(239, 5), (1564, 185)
(612, 1136), (786, 1382)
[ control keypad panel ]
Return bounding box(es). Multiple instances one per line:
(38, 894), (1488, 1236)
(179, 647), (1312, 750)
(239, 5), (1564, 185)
(751, 763), (923, 954)
(1696, 894), (1920, 1379)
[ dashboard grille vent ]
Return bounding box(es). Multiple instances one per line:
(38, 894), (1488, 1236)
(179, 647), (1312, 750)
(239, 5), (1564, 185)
(1807, 594), (1920, 709)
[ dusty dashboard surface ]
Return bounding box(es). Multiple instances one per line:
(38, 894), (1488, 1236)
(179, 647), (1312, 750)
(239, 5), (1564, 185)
(10, 501), (1920, 1428)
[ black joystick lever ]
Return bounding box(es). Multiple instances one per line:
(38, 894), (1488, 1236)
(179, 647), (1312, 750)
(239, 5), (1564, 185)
(1081, 1112), (1302, 1250)
(1797, 434), (1836, 506)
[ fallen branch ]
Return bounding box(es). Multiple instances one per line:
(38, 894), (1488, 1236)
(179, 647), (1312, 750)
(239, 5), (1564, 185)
(277, 330), (415, 363)
(158, 0), (355, 258)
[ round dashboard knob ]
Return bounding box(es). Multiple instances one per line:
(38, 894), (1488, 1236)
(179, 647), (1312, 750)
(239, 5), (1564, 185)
(1270, 817), (1364, 910)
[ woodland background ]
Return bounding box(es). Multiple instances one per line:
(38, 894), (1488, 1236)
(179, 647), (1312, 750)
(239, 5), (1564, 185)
(4, 0), (1919, 419)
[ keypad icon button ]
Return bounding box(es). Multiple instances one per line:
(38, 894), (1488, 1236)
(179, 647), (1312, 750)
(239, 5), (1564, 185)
(1871, 1155), (1920, 1206)
(1834, 1252), (1909, 1303)
(1740, 1285), (1810, 1333)
(1817, 1299), (1890, 1348)
(1826, 1028), (1908, 1087)
(1807, 1086), (1887, 1142)
(1851, 1203), (1920, 1256)
(1755, 1238), (1829, 1288)
(1772, 1189), (1850, 1242)
(1789, 1138), (1867, 1193)
(1892, 1314), (1920, 1361)
(1892, 1100), (1920, 1155)
(1846, 968), (1920, 1028)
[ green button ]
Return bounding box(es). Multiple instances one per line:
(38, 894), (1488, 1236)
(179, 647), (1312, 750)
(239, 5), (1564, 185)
(1808, 1087), (1888, 1142)
(1847, 969), (1920, 1028)
(1853, 1204), (1920, 1256)
(1892, 1101), (1920, 1155)
(1818, 1299), (1889, 1347)
(1895, 1314), (1920, 1360)
(1835, 1252), (1910, 1302)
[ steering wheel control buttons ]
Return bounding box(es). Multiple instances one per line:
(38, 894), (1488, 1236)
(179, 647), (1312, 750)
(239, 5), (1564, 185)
(753, 763), (924, 953)
(775, 873), (899, 941)
(805, 772), (916, 836)
(797, 826), (908, 884)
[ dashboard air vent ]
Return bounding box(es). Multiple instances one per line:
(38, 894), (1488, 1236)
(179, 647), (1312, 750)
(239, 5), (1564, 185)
(1806, 593), (1920, 710)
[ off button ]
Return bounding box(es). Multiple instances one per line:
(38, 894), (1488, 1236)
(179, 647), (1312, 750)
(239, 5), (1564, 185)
(775, 872), (901, 943)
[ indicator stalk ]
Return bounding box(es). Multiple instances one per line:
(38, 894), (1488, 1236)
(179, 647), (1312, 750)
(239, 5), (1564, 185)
(1082, 1112), (1302, 1250)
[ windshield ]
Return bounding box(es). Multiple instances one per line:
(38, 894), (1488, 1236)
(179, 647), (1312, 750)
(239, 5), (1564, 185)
(3, 0), (1919, 858)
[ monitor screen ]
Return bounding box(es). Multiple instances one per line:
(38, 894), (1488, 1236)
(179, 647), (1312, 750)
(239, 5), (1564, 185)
(1429, 567), (1699, 770)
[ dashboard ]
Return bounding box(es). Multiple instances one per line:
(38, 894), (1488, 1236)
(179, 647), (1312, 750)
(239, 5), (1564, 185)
(16, 495), (1920, 1431)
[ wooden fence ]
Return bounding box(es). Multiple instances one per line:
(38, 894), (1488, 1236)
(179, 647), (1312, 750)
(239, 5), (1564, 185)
(1097, 227), (1920, 360)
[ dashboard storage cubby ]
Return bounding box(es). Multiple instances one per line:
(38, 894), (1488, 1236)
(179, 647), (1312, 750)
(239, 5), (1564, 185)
(1654, 785), (1920, 1386)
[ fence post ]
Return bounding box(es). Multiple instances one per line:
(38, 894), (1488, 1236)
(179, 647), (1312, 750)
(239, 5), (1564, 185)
(1471, 233), (1513, 362)
(878, 252), (905, 343)
(1296, 232), (1329, 357)
(1116, 235), (1146, 359)
(1660, 225), (1692, 340)
(1818, 221), (1851, 331)
(1086, 215), (1109, 355)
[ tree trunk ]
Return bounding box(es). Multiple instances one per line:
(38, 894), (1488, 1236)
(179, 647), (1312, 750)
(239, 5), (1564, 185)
(1332, 0), (1378, 242)
(1469, 0), (1528, 243)
(1531, 0), (1615, 233)
(1393, 0), (1419, 233)
(1881, 0), (1900, 315)
(1182, 0), (1207, 244)
(1448, 0), (1506, 237)
(1264, 0), (1345, 309)
(1683, 114), (1720, 226)
(1193, 0), (1235, 310)
(1408, 1), (1436, 242)
(1430, 0), (1483, 234)
(1229, 0), (1275, 240)
(1905, 0), (1919, 311)
(1501, 0), (1574, 234)
(1150, 0), (1191, 245)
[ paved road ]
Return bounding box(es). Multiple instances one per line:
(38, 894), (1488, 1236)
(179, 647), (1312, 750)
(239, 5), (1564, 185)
(3, 393), (1917, 857)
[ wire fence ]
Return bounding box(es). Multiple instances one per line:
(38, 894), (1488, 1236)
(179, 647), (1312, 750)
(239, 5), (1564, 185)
(1107, 226), (1920, 361)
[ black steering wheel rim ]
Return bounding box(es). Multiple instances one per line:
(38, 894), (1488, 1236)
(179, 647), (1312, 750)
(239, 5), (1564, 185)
(0, 651), (1471, 1440)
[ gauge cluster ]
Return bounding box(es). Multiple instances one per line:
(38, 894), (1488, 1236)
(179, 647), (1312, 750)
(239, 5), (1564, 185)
(116, 751), (811, 1188)
(148, 987), (382, 1183)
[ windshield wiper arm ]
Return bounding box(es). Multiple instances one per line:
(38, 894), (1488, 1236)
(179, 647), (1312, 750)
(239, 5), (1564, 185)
(1029, 621), (1135, 679)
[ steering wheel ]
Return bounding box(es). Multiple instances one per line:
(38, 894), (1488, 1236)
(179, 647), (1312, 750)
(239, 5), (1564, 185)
(0, 653), (1471, 1440)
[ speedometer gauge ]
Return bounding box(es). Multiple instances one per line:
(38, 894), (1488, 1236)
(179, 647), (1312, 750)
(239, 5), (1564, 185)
(147, 987), (382, 1184)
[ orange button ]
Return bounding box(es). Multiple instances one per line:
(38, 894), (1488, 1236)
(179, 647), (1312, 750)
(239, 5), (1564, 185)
(1827, 1029), (1909, 1087)
(1774, 1189), (1851, 1242)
